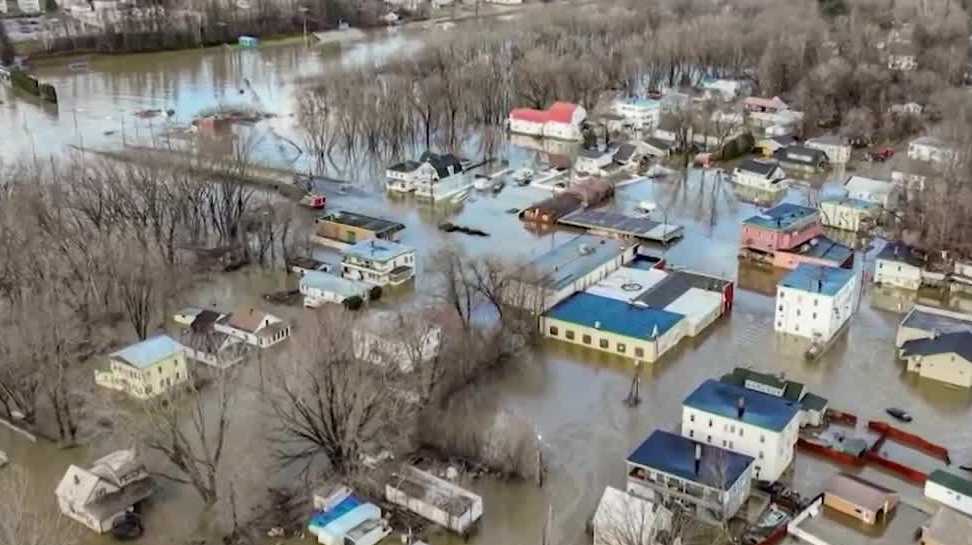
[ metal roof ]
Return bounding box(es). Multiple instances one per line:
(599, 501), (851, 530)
(929, 470), (972, 497)
(825, 473), (898, 512)
(528, 235), (629, 291)
(545, 292), (684, 340)
(627, 430), (753, 491)
(343, 239), (414, 263)
(790, 235), (854, 263)
(876, 241), (926, 268)
(111, 335), (182, 369)
(683, 379), (801, 432)
(901, 305), (972, 338)
(300, 271), (368, 298)
(316, 210), (405, 235)
(779, 264), (855, 297)
(743, 202), (818, 231)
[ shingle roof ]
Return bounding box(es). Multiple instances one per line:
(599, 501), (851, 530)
(779, 264), (855, 297)
(737, 159), (781, 177)
(743, 202), (818, 231)
(627, 430), (753, 491)
(800, 392), (829, 412)
(876, 241), (926, 268)
(683, 379), (801, 432)
(387, 160), (421, 173)
(226, 307), (274, 334)
(546, 292), (685, 340)
(111, 335), (182, 369)
(419, 151), (463, 179)
(901, 331), (972, 362)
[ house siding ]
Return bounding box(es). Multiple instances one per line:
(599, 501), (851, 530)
(95, 351), (189, 400)
(905, 353), (972, 388)
(874, 259), (923, 290)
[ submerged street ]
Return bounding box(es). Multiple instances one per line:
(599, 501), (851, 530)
(2, 18), (972, 545)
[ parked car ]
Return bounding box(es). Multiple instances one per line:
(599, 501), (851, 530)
(868, 148), (895, 162)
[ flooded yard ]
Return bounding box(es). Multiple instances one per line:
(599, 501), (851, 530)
(3, 29), (972, 545)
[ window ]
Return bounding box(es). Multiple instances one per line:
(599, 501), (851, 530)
(582, 334), (592, 345)
(565, 330), (575, 341)
(617, 343), (626, 354)
(813, 299), (818, 307)
(690, 414), (695, 423)
(548, 326), (559, 336)
(689, 430), (694, 438)
(796, 309), (801, 317)
(812, 313), (817, 319)
(635, 347), (644, 358)
(759, 451), (764, 460)
(708, 419), (713, 427)
(739, 428), (744, 437)
(600, 339), (609, 349)
(778, 305), (783, 311)
(729, 441), (734, 449)
(706, 435), (712, 444)
(760, 435), (765, 443)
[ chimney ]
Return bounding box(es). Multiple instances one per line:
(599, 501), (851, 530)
(694, 444), (702, 475)
(737, 397), (745, 419)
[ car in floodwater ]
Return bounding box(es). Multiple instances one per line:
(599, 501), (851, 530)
(886, 408), (913, 423)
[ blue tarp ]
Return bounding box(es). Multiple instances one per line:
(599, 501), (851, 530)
(309, 495), (361, 532)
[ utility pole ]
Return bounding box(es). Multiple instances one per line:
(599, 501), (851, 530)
(536, 433), (544, 488)
(625, 360), (642, 406)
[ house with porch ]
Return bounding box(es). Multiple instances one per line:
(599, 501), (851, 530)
(341, 239), (416, 287)
(626, 430), (754, 523)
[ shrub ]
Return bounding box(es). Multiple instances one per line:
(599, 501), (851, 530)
(343, 296), (364, 311)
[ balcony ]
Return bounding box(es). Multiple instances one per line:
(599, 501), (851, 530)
(389, 266), (414, 284)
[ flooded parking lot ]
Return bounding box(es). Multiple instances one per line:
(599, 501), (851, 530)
(3, 31), (972, 545)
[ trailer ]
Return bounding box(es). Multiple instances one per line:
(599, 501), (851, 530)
(385, 465), (483, 535)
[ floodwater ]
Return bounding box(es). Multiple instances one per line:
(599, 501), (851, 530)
(3, 28), (972, 545)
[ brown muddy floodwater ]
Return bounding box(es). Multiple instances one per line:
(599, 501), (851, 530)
(3, 28), (972, 545)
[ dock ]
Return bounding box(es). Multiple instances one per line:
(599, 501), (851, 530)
(558, 209), (683, 244)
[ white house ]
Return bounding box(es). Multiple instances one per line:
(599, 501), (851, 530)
(844, 175), (898, 209)
(775, 264), (858, 343)
(353, 311), (441, 372)
(342, 239), (416, 287)
(300, 270), (371, 308)
(612, 97), (662, 130)
(819, 198), (880, 232)
(593, 486), (672, 545)
(909, 136), (957, 165)
(925, 470), (972, 517)
(386, 152), (470, 200)
(806, 135), (852, 164)
(732, 159), (787, 191)
(509, 101), (586, 141)
(700, 78), (752, 101)
(575, 148), (616, 175)
(214, 307), (291, 348)
(681, 379), (801, 482)
(626, 430), (754, 523)
(874, 241), (925, 290)
(55, 449), (156, 533)
(899, 331), (972, 388)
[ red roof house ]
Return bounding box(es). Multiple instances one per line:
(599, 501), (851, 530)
(509, 101), (586, 141)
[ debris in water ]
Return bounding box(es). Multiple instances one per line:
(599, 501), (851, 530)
(439, 222), (489, 237)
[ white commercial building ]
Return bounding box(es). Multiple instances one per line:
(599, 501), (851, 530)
(925, 470), (972, 517)
(681, 379), (802, 482)
(733, 159), (787, 192)
(775, 264), (858, 343)
(509, 101), (586, 141)
(342, 239), (416, 287)
(612, 97), (662, 130)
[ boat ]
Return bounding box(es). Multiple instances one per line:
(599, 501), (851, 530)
(886, 408), (913, 423)
(511, 168), (534, 185)
(299, 194), (326, 209)
(637, 200), (657, 213)
(473, 175), (493, 190)
(491, 180), (505, 194)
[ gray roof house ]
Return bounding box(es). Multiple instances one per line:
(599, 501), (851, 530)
(56, 449), (156, 534)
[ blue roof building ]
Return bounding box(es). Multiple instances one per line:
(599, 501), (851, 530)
(546, 292), (684, 339)
(110, 335), (183, 369)
(742, 203), (818, 231)
(626, 430), (754, 522)
(780, 263), (855, 297)
(683, 379), (801, 432)
(682, 380), (802, 482)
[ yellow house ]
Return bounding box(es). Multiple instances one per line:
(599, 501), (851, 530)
(900, 331), (972, 388)
(95, 335), (189, 400)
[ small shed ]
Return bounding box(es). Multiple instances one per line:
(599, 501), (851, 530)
(824, 473), (899, 525)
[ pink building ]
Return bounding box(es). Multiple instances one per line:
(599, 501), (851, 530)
(741, 203), (822, 254)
